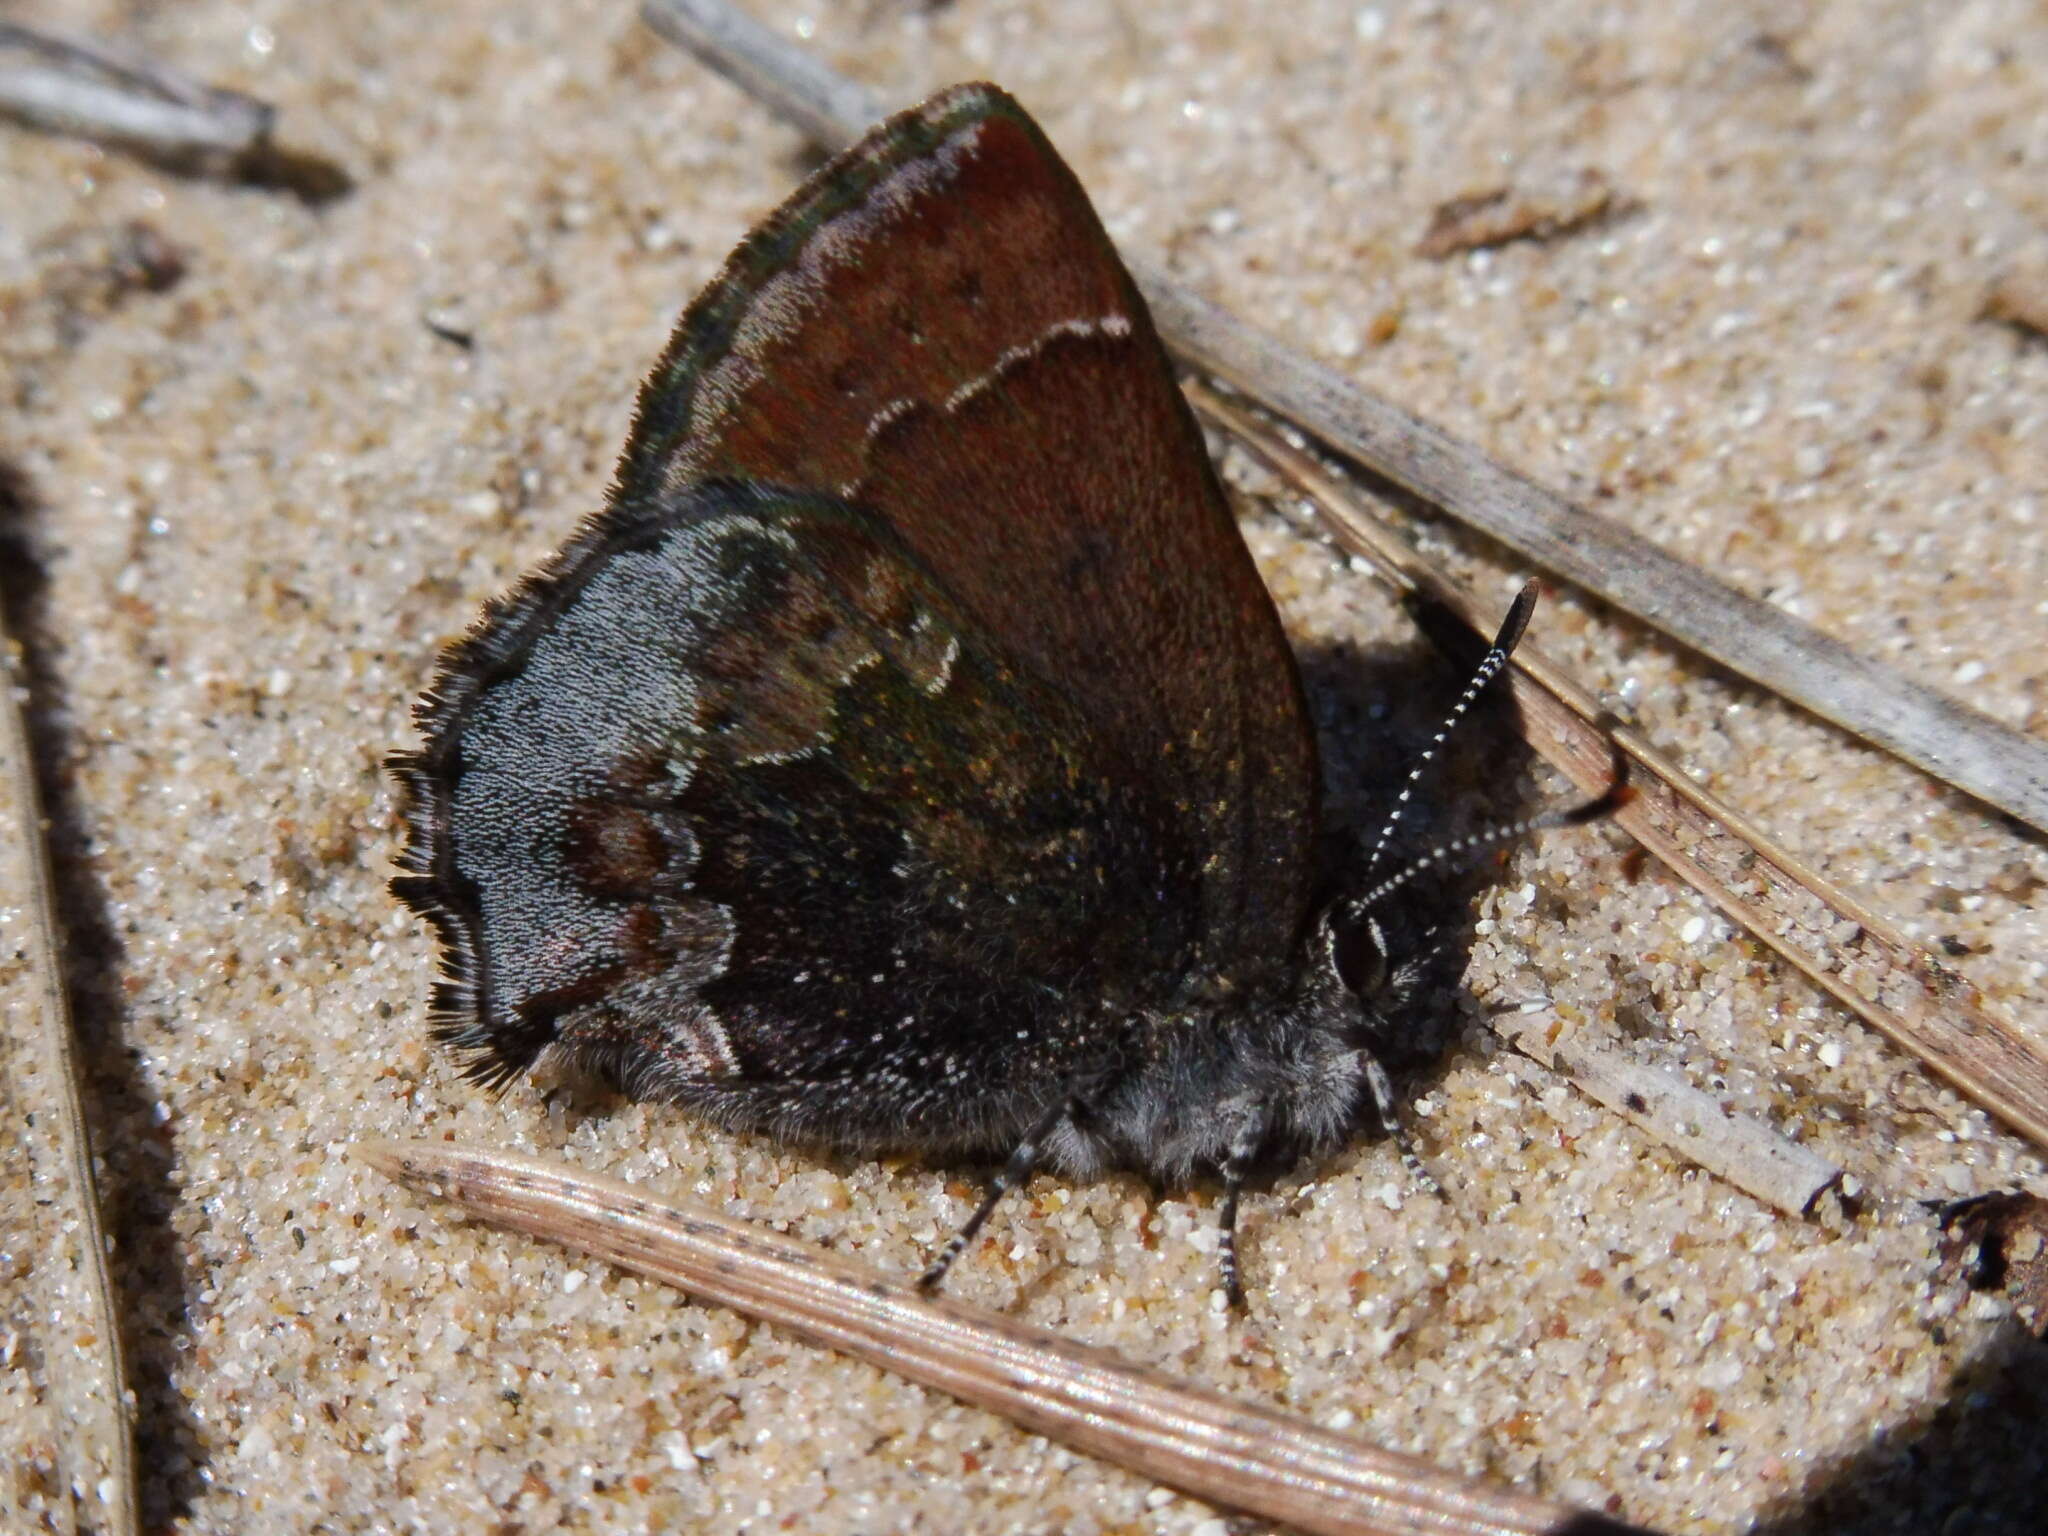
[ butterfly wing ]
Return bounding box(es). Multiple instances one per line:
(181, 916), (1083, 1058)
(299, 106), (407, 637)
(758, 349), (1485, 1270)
(392, 85), (1319, 1150)
(618, 82), (1317, 987)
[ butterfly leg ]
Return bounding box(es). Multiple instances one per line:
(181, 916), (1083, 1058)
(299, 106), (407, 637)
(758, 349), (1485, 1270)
(1218, 1180), (1246, 1310)
(1204, 1105), (1269, 1310)
(919, 1096), (1078, 1293)
(1360, 1050), (1443, 1201)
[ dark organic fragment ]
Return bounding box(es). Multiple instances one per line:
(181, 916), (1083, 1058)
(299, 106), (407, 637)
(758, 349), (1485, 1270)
(1982, 266), (2048, 342)
(1939, 1191), (2048, 1337)
(391, 82), (1592, 1302)
(1416, 170), (1624, 258)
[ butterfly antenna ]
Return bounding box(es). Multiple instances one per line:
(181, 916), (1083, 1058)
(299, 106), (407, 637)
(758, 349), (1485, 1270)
(1342, 782), (1624, 1207)
(1343, 786), (1624, 922)
(1361, 582), (1539, 877)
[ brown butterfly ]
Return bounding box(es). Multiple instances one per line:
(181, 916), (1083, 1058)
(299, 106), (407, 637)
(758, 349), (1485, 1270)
(390, 83), (1595, 1304)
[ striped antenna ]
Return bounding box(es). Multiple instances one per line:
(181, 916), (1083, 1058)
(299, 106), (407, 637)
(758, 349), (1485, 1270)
(1344, 791), (1622, 921)
(1361, 582), (1538, 876)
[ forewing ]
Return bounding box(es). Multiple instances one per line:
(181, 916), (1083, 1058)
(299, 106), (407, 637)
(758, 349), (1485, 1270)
(614, 82), (1318, 986)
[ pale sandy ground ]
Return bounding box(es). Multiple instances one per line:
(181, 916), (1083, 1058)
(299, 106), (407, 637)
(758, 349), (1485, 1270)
(3, 2), (2046, 1533)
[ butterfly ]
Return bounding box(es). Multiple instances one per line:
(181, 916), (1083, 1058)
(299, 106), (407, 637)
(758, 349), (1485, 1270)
(390, 82), (1594, 1305)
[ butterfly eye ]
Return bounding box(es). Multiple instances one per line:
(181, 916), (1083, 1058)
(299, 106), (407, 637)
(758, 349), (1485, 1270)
(1327, 911), (1389, 999)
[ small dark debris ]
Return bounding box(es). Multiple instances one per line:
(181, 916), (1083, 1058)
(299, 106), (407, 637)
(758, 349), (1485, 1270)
(1982, 268), (2048, 342)
(423, 307), (476, 349)
(111, 219), (185, 293)
(1938, 1190), (2048, 1336)
(1747, 33), (1813, 82)
(1417, 170), (1629, 258)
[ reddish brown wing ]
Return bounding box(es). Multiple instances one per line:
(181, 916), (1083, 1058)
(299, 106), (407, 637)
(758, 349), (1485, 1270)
(614, 83), (1317, 987)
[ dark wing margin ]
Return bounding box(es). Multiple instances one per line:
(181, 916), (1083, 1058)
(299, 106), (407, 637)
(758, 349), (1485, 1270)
(388, 491), (708, 1087)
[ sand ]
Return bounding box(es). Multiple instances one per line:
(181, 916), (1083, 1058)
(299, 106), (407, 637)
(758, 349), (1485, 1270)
(2, 1), (2044, 1532)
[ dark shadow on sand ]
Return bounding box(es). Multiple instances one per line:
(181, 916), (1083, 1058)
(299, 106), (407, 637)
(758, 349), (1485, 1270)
(1, 457), (210, 1526)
